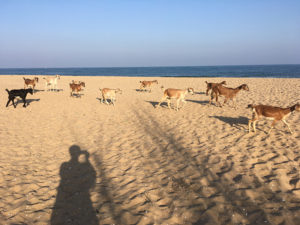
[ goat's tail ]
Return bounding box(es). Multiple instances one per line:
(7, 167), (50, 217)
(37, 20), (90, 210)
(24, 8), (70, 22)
(5, 89), (10, 93)
(205, 81), (208, 84)
(23, 77), (26, 80)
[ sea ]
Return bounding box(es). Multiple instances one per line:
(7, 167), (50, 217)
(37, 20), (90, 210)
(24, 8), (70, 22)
(0, 64), (300, 78)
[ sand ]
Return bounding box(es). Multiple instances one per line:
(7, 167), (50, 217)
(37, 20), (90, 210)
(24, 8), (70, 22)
(0, 75), (300, 225)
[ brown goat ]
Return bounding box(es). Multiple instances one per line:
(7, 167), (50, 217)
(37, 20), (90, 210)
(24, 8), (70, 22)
(139, 80), (158, 92)
(156, 87), (194, 111)
(205, 81), (226, 96)
(23, 77), (39, 90)
(70, 81), (85, 97)
(210, 84), (249, 109)
(248, 103), (300, 134)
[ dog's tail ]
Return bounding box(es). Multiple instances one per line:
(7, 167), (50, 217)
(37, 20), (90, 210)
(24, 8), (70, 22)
(5, 89), (10, 94)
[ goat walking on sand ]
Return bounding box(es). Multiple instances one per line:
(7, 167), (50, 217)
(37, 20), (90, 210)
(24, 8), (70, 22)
(99, 88), (122, 105)
(70, 82), (85, 97)
(6, 88), (33, 108)
(248, 103), (300, 134)
(23, 77), (39, 90)
(43, 75), (60, 91)
(156, 87), (194, 111)
(210, 84), (249, 109)
(205, 81), (226, 96)
(139, 80), (158, 92)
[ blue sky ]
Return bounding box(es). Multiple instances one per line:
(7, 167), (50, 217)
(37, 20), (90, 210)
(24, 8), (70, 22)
(0, 0), (299, 68)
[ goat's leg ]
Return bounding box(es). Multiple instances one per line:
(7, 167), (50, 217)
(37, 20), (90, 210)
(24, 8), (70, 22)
(248, 120), (252, 133)
(167, 99), (172, 110)
(156, 97), (166, 108)
(176, 99), (180, 111)
(6, 98), (12, 107)
(209, 92), (214, 106)
(12, 97), (16, 108)
(22, 97), (27, 107)
(206, 88), (209, 96)
(282, 119), (293, 134)
(268, 120), (278, 134)
(111, 98), (115, 106)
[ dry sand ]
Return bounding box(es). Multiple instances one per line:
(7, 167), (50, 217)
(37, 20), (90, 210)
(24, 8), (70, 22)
(0, 75), (300, 225)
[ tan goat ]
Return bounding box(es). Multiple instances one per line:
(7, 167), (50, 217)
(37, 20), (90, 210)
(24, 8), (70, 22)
(139, 80), (158, 92)
(210, 84), (249, 109)
(23, 77), (39, 90)
(248, 103), (300, 134)
(156, 87), (194, 111)
(99, 88), (122, 105)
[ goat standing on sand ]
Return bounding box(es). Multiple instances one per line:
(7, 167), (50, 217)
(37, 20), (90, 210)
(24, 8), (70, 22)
(43, 75), (60, 91)
(23, 77), (39, 90)
(156, 87), (194, 111)
(210, 84), (249, 109)
(99, 88), (122, 105)
(248, 103), (300, 134)
(70, 82), (85, 97)
(6, 88), (33, 108)
(139, 80), (158, 92)
(205, 81), (226, 96)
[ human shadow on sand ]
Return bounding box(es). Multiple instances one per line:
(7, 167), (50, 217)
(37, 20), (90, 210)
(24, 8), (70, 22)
(51, 145), (98, 225)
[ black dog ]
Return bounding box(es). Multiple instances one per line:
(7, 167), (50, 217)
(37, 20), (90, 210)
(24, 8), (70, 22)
(6, 88), (33, 108)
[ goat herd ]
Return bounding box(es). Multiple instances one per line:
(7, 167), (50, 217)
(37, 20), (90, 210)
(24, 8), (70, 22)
(4, 75), (300, 134)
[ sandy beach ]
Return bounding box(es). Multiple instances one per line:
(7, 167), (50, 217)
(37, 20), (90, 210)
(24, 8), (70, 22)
(1, 75), (300, 225)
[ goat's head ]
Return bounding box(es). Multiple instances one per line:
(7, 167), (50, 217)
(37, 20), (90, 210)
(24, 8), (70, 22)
(80, 82), (85, 87)
(34, 77), (39, 82)
(27, 88), (34, 95)
(187, 87), (194, 95)
(116, 88), (122, 94)
(295, 103), (300, 112)
(154, 80), (158, 84)
(241, 84), (249, 91)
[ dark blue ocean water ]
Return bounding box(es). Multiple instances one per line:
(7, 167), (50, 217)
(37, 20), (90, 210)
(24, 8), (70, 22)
(0, 65), (300, 78)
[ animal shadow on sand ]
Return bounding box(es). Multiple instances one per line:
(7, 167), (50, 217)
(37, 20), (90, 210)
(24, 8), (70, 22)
(51, 145), (98, 225)
(186, 99), (209, 105)
(16, 98), (40, 106)
(71, 93), (84, 98)
(145, 100), (168, 108)
(194, 91), (206, 95)
(211, 115), (248, 130)
(135, 89), (150, 92)
(33, 89), (45, 93)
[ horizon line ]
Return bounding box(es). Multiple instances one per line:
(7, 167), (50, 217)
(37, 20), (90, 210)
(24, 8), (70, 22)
(0, 63), (299, 70)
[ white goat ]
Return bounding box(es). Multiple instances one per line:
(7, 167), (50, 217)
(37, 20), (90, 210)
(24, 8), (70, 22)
(43, 75), (60, 91)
